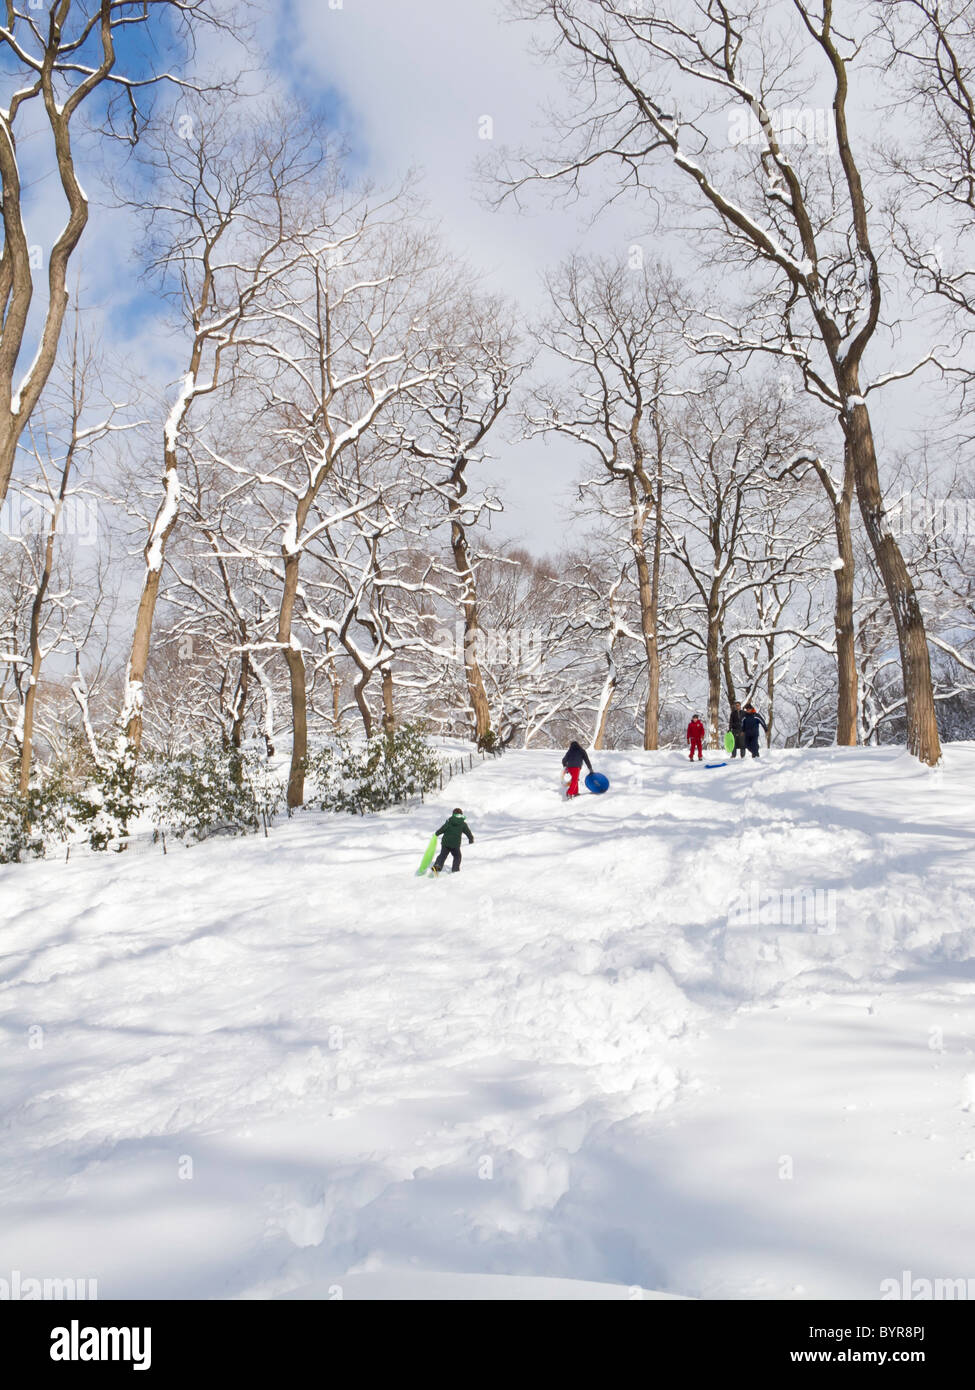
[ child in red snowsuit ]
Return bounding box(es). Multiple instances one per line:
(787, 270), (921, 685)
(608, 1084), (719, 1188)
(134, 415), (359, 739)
(686, 715), (705, 761)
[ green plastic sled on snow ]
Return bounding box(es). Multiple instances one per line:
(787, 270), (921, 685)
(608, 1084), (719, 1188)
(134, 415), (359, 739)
(724, 731), (736, 754)
(416, 833), (439, 877)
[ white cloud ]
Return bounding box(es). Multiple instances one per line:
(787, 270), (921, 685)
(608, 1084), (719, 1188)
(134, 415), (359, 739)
(285, 0), (648, 544)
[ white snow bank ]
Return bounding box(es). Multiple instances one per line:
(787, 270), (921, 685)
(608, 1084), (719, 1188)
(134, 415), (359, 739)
(1, 744), (973, 1299)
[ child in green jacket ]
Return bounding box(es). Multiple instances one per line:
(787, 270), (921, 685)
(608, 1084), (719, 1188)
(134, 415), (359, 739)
(432, 808), (474, 875)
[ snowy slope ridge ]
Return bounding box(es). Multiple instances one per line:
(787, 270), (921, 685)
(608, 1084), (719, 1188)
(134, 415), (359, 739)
(1, 746), (974, 1300)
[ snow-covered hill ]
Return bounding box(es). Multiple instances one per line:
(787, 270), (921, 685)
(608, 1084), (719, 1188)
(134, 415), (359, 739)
(2, 745), (974, 1299)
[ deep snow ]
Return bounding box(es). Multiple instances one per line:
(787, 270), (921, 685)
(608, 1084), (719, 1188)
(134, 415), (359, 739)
(1, 745), (974, 1300)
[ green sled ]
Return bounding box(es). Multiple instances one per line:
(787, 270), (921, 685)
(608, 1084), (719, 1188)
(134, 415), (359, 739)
(416, 833), (439, 876)
(724, 731), (736, 754)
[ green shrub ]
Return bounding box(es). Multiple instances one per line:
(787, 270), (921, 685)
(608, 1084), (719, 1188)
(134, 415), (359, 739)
(308, 723), (442, 815)
(71, 741), (142, 851)
(146, 744), (283, 840)
(0, 763), (84, 862)
(1, 725), (437, 863)
(0, 790), (45, 863)
(242, 749), (285, 824)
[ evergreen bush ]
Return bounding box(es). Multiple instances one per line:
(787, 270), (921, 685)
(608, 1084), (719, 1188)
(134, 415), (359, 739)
(308, 723), (442, 815)
(146, 745), (281, 839)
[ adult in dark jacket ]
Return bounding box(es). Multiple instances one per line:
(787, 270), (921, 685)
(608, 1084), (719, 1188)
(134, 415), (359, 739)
(729, 701), (745, 758)
(741, 705), (768, 759)
(561, 740), (593, 798)
(432, 808), (474, 874)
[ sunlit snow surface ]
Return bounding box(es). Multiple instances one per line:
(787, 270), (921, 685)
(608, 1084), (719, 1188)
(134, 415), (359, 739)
(2, 746), (974, 1300)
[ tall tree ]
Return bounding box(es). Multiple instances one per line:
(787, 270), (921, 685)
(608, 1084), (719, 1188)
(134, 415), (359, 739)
(11, 312), (127, 792)
(508, 0), (943, 763)
(661, 379), (820, 746)
(242, 204), (454, 806)
(0, 1), (241, 509)
(118, 99), (322, 755)
(530, 256), (682, 748)
(403, 293), (521, 744)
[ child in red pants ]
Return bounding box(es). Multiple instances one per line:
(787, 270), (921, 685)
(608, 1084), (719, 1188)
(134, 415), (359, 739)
(687, 715), (705, 761)
(561, 740), (593, 797)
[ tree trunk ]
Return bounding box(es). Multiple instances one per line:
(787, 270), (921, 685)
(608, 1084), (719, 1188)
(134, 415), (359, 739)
(209, 531), (251, 755)
(644, 627), (660, 749)
(18, 484), (65, 793)
(0, 89), (89, 510)
(120, 371), (197, 754)
(765, 637), (774, 749)
(353, 672), (374, 739)
(449, 501), (491, 741)
(833, 459), (858, 747)
(121, 535), (169, 753)
(633, 540), (656, 749)
(706, 598), (721, 749)
(811, 451), (858, 746)
(18, 618), (44, 796)
(120, 262), (212, 755)
(593, 646), (617, 750)
(844, 396), (940, 763)
(251, 660), (276, 756)
(628, 471), (660, 750)
(71, 657), (103, 769)
(325, 634), (342, 729)
(381, 665), (395, 734)
(17, 673), (38, 796)
(644, 439), (665, 749)
(229, 654), (249, 751)
(722, 646), (737, 707)
(277, 552), (308, 809)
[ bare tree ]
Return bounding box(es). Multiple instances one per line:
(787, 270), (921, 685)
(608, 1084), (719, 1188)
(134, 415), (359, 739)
(661, 378), (822, 746)
(729, 475), (833, 745)
(529, 256), (683, 747)
(559, 553), (631, 748)
(117, 98), (323, 755)
(0, 0), (242, 510)
(403, 292), (522, 743)
(765, 434), (859, 743)
(879, 0), (975, 337)
(506, 0), (943, 763)
(10, 312), (130, 791)
(237, 203), (455, 806)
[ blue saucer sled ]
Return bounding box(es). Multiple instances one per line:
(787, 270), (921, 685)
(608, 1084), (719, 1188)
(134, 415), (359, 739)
(585, 772), (610, 794)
